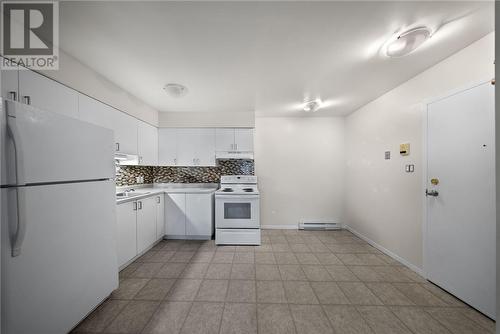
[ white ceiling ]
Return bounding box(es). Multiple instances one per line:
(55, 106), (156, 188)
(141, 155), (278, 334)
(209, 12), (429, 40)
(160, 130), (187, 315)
(59, 1), (494, 117)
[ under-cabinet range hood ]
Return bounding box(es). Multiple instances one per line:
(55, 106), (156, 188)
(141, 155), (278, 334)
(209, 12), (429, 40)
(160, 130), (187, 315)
(215, 151), (254, 160)
(115, 153), (139, 165)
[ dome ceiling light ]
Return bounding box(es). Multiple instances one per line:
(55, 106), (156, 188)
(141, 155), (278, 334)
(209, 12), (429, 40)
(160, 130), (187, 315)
(386, 27), (431, 57)
(163, 83), (188, 98)
(303, 99), (322, 112)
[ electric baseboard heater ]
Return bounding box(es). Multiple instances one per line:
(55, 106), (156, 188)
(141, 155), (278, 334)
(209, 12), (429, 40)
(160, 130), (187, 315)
(298, 220), (342, 230)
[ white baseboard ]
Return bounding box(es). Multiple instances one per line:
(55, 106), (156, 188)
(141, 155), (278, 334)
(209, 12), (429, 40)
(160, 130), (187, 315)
(344, 225), (426, 278)
(261, 224), (298, 230)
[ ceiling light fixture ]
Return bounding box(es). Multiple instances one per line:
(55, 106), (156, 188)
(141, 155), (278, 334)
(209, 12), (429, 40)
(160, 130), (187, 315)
(163, 83), (188, 98)
(303, 99), (322, 112)
(386, 27), (431, 57)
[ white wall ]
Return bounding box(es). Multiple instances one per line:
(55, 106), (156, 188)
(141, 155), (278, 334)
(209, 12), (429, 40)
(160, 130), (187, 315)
(158, 111), (255, 128)
(39, 50), (159, 126)
(345, 32), (495, 270)
(255, 117), (345, 228)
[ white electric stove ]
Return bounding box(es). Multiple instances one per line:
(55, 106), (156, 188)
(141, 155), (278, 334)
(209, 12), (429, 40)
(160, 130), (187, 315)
(215, 175), (261, 245)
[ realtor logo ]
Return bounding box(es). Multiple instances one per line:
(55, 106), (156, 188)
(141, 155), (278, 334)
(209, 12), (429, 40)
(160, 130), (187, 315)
(1, 1), (59, 70)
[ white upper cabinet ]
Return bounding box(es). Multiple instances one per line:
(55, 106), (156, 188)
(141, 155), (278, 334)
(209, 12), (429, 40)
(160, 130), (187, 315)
(19, 69), (79, 119)
(196, 128), (216, 166)
(216, 128), (254, 152)
(177, 128), (199, 166)
(234, 128), (254, 152)
(138, 121), (158, 166)
(78, 94), (138, 155)
(159, 128), (215, 166)
(1, 60), (19, 100)
(158, 128), (177, 165)
(112, 109), (138, 155)
(215, 128), (235, 151)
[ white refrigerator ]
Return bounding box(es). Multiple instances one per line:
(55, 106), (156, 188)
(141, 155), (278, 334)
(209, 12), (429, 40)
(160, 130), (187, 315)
(1, 99), (119, 334)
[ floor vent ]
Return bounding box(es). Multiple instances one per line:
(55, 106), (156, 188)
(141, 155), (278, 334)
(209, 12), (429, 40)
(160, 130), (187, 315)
(298, 220), (342, 230)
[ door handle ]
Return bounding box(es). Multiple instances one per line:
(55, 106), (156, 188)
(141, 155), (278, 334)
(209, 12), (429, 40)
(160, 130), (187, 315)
(426, 189), (439, 197)
(8, 91), (17, 101)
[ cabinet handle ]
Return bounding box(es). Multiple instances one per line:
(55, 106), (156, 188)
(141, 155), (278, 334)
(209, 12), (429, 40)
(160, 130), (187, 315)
(139, 156), (143, 164)
(156, 196), (160, 204)
(193, 158), (196, 165)
(116, 143), (120, 151)
(235, 143), (238, 150)
(8, 91), (17, 101)
(133, 202), (137, 211)
(138, 201), (142, 210)
(173, 158), (177, 165)
(22, 96), (31, 105)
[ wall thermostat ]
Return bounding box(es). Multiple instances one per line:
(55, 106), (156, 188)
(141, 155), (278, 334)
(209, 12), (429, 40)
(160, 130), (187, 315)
(400, 143), (410, 156)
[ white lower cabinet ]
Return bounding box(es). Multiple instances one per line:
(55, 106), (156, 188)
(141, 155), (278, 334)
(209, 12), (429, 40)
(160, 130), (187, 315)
(116, 201), (138, 268)
(165, 192), (214, 239)
(136, 197), (157, 254)
(165, 193), (186, 237)
(116, 194), (165, 268)
(186, 194), (213, 238)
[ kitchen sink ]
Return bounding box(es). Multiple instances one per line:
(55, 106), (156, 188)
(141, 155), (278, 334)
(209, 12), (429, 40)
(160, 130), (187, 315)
(116, 191), (150, 199)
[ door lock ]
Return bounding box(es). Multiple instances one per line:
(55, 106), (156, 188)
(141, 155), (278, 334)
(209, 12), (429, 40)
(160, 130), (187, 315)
(426, 189), (439, 197)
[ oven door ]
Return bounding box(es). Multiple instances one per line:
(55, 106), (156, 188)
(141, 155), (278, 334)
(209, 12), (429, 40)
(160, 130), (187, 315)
(215, 194), (260, 228)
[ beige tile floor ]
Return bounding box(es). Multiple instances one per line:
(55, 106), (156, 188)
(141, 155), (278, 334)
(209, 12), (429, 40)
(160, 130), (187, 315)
(72, 229), (495, 334)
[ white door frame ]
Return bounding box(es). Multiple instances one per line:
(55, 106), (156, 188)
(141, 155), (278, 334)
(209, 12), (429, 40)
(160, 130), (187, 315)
(421, 77), (495, 279)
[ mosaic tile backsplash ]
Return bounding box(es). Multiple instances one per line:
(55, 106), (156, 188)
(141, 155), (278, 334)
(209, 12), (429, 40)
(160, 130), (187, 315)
(115, 159), (254, 186)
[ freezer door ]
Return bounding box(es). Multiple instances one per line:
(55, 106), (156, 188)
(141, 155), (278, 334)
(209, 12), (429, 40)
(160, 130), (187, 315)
(1, 180), (118, 334)
(1, 100), (114, 185)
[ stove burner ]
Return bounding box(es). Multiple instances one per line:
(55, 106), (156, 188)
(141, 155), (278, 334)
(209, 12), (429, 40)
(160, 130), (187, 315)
(221, 188), (234, 192)
(242, 188), (254, 192)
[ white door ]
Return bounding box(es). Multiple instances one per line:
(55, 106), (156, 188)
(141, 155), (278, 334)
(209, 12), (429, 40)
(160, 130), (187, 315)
(137, 196), (157, 254)
(156, 195), (165, 240)
(19, 69), (79, 119)
(186, 193), (213, 238)
(216, 128), (235, 151)
(177, 129), (198, 166)
(196, 128), (216, 166)
(234, 128), (254, 151)
(165, 193), (186, 238)
(138, 121), (158, 166)
(426, 81), (495, 319)
(158, 128), (177, 166)
(116, 201), (137, 268)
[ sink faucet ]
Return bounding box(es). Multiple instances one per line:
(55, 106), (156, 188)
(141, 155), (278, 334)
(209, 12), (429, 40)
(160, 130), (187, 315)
(124, 188), (135, 193)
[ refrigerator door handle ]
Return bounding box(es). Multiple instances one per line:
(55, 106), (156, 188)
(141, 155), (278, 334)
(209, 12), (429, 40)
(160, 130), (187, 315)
(6, 101), (28, 256)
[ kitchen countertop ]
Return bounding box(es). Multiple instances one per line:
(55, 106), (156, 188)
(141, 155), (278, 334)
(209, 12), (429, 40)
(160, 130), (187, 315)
(116, 183), (219, 204)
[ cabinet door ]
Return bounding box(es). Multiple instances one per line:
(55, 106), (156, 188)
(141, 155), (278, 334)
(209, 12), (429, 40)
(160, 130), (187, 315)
(186, 194), (213, 238)
(116, 201), (137, 268)
(196, 128), (216, 166)
(158, 128), (177, 166)
(165, 193), (186, 238)
(1, 60), (19, 100)
(138, 121), (158, 165)
(137, 196), (157, 254)
(234, 128), (254, 151)
(113, 111), (138, 155)
(156, 195), (165, 240)
(78, 94), (119, 149)
(216, 128), (235, 151)
(176, 128), (197, 166)
(19, 69), (79, 119)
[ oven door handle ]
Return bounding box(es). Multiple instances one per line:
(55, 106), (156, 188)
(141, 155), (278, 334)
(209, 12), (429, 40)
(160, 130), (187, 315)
(215, 194), (260, 200)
